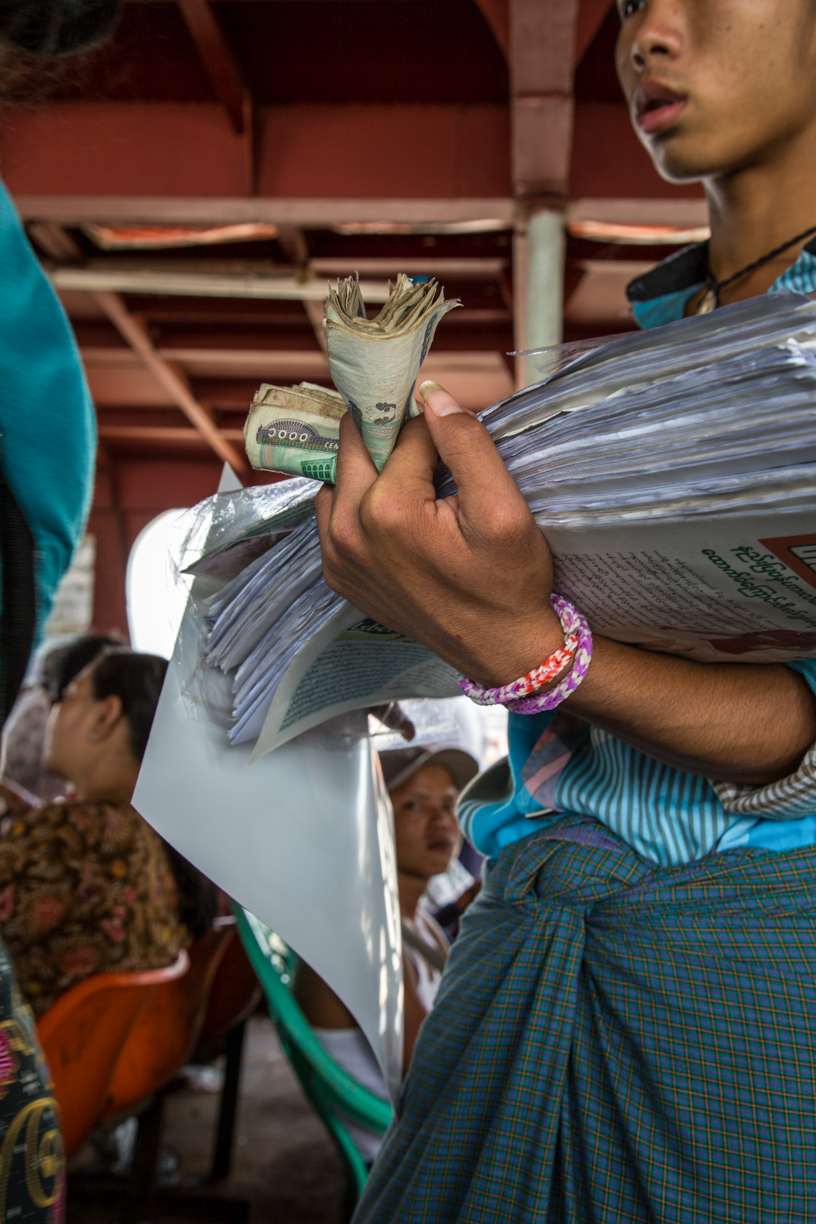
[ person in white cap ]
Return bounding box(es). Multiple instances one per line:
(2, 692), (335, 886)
(294, 743), (479, 1163)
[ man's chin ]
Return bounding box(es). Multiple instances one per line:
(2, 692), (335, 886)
(640, 132), (712, 186)
(421, 854), (452, 877)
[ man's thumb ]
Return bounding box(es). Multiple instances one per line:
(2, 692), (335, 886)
(419, 381), (474, 418)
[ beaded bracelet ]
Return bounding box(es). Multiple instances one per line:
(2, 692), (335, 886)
(457, 594), (593, 714)
(458, 597), (578, 707)
(508, 600), (592, 714)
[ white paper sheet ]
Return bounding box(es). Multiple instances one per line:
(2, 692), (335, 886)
(132, 602), (404, 1101)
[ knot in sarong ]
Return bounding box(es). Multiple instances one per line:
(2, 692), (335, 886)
(502, 814), (654, 913)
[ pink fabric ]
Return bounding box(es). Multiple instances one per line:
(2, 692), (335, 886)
(524, 751), (575, 799)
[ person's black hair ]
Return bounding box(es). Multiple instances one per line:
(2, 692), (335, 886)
(0, 0), (122, 58)
(88, 648), (218, 939)
(89, 648), (168, 763)
(44, 632), (121, 703)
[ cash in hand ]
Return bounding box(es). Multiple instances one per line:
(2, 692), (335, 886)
(244, 274), (459, 482)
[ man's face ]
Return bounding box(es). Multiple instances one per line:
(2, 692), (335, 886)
(616, 0), (816, 182)
(390, 763), (463, 882)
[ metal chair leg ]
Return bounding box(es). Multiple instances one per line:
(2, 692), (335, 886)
(121, 1090), (166, 1223)
(210, 1020), (246, 1181)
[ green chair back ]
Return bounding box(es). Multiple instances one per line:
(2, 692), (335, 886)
(232, 905), (393, 1200)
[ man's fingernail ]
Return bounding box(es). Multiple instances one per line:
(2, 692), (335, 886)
(419, 381), (465, 417)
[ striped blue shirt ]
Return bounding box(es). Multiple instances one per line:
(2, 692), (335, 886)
(461, 247), (816, 866)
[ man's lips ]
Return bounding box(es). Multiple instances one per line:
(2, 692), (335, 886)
(634, 82), (686, 136)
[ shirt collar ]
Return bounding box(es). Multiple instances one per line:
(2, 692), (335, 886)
(625, 241), (708, 330)
(626, 241), (709, 305)
(625, 236), (816, 330)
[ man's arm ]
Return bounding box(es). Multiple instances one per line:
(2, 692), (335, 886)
(563, 638), (815, 783)
(315, 386), (816, 787)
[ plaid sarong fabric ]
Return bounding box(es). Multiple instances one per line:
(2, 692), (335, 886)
(353, 816), (816, 1224)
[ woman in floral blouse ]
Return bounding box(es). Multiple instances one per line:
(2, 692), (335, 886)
(0, 650), (185, 1016)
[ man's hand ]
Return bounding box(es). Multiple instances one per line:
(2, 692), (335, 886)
(315, 383), (563, 688)
(316, 383), (816, 784)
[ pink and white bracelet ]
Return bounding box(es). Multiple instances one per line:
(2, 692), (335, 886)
(457, 594), (593, 715)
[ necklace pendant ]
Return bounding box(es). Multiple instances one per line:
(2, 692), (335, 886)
(697, 286), (718, 314)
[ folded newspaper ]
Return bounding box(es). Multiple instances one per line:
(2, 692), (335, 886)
(178, 289), (816, 760)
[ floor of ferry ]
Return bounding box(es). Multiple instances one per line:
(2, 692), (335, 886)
(66, 1013), (349, 1224)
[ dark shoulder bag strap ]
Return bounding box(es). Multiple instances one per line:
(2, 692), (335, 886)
(0, 462), (36, 728)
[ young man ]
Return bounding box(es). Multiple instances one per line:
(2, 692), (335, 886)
(295, 745), (479, 1163)
(316, 2), (816, 1220)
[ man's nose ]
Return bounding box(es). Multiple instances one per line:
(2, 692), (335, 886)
(430, 806), (457, 831)
(630, 1), (685, 71)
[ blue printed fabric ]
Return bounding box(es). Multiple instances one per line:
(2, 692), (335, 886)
(461, 248), (816, 866)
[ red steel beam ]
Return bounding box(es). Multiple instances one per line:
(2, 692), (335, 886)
(472, 0), (509, 59)
(92, 289), (249, 473)
(568, 102), (703, 199)
(175, 0), (254, 191)
(574, 0), (614, 66)
(177, 0), (249, 134)
(4, 101), (688, 205)
(15, 194), (517, 227)
(27, 221), (81, 260)
(0, 103), (512, 200)
(510, 0), (579, 199)
(98, 424), (244, 443)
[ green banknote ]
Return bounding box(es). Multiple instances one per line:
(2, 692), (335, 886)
(244, 383), (346, 482)
(244, 275), (459, 481)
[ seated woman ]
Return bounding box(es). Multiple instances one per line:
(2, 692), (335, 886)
(0, 649), (186, 1015)
(1, 633), (121, 804)
(294, 744), (478, 1161)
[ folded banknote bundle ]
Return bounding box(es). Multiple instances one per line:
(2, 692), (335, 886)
(177, 288), (816, 759)
(244, 273), (458, 483)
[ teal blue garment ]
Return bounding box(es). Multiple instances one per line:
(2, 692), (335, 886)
(629, 239), (816, 328)
(0, 178), (93, 1224)
(631, 286), (702, 329)
(461, 250), (816, 866)
(627, 239), (707, 328)
(0, 180), (95, 646)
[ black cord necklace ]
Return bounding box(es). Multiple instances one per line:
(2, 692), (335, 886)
(697, 221), (816, 314)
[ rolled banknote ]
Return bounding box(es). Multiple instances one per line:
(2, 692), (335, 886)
(325, 273), (459, 471)
(244, 275), (459, 481)
(244, 382), (347, 482)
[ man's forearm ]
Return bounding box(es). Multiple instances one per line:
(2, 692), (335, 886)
(315, 396), (816, 787)
(565, 636), (816, 784)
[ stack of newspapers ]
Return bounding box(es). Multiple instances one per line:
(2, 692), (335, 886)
(179, 286), (816, 760)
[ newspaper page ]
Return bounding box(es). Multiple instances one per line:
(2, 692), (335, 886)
(546, 510), (816, 662)
(250, 608), (461, 760)
(178, 486), (816, 759)
(247, 507), (816, 757)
